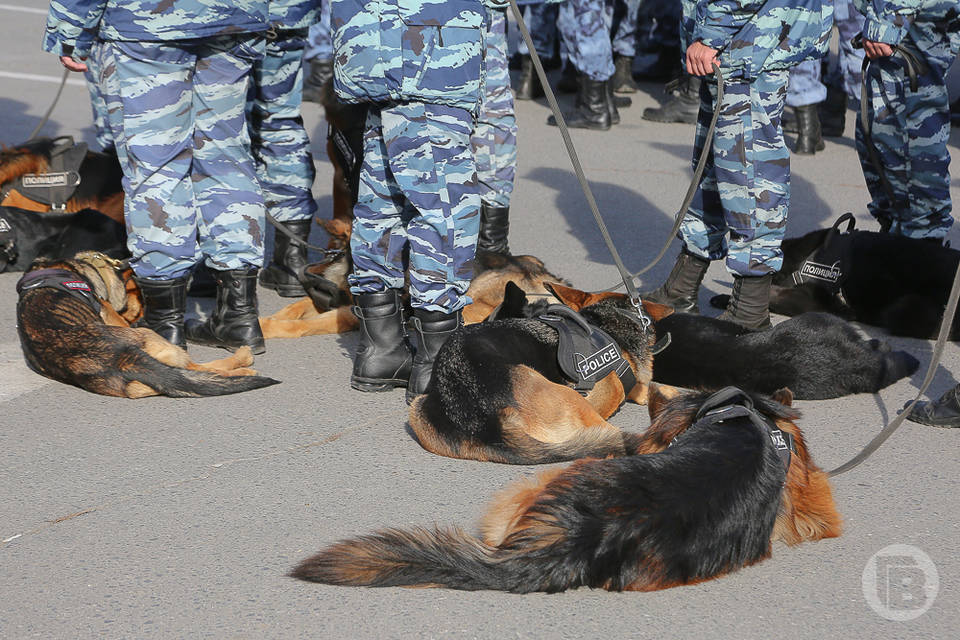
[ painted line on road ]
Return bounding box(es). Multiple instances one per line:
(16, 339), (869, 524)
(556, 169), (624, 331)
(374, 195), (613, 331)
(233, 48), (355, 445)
(0, 70), (86, 86)
(0, 3), (47, 14)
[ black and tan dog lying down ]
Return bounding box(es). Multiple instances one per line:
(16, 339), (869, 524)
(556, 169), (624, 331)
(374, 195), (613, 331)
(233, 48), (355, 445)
(292, 385), (842, 593)
(710, 214), (960, 340)
(407, 282), (918, 465)
(16, 252), (278, 398)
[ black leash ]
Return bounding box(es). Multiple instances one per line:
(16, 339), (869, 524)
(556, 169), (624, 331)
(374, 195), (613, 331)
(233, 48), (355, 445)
(264, 211), (344, 262)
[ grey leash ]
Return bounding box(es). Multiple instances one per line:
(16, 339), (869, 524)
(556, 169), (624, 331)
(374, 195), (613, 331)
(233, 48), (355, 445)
(265, 211), (345, 262)
(27, 68), (70, 141)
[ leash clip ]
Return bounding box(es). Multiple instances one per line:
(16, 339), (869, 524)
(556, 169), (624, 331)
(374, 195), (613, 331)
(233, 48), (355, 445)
(629, 295), (651, 332)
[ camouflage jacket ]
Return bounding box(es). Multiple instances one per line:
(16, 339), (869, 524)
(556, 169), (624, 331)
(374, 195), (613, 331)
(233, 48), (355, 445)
(682, 0), (834, 80)
(270, 0), (322, 32)
(43, 0), (271, 59)
(331, 0), (508, 113)
(854, 0), (960, 45)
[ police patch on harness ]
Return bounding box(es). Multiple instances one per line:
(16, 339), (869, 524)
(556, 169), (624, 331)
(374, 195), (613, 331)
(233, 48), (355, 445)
(575, 342), (622, 380)
(20, 172), (81, 189)
(798, 260), (842, 284)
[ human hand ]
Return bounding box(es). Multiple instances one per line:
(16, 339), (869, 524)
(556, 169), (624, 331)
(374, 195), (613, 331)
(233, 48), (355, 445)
(59, 55), (87, 72)
(862, 39), (894, 60)
(685, 41), (719, 77)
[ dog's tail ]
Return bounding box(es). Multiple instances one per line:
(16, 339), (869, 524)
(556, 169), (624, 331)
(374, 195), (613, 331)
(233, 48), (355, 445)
(124, 358), (279, 398)
(877, 348), (920, 390)
(291, 527), (561, 593)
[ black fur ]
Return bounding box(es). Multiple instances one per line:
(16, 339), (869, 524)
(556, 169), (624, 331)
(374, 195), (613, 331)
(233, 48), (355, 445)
(653, 311), (919, 400)
(710, 228), (960, 339)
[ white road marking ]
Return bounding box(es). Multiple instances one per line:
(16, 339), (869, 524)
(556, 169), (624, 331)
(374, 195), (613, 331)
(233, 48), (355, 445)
(0, 4), (47, 15)
(0, 70), (86, 86)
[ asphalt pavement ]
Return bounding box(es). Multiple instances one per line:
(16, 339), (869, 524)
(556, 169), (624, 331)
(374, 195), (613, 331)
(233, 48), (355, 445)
(2, 3), (959, 638)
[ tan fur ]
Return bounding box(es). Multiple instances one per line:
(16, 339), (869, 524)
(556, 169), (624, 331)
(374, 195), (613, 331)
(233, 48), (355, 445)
(479, 466), (568, 546)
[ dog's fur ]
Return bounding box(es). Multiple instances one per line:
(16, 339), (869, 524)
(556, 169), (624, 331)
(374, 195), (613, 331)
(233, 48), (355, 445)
(652, 311), (919, 399)
(0, 139), (124, 223)
(17, 252), (279, 398)
(291, 386), (842, 593)
(710, 227), (960, 340)
(408, 282), (673, 464)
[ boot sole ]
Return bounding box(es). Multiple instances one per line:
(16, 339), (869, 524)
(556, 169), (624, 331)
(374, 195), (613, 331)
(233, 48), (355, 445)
(351, 377), (408, 392)
(259, 280), (307, 298)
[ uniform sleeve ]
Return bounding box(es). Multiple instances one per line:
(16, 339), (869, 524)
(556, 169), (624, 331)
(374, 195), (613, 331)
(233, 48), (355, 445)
(43, 0), (108, 58)
(692, 0), (766, 50)
(859, 0), (917, 45)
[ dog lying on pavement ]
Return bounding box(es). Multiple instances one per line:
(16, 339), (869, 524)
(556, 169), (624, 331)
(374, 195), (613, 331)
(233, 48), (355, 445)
(291, 385), (842, 593)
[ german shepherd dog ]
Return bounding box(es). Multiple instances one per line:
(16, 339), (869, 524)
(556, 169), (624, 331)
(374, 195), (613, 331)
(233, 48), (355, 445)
(17, 252), (279, 398)
(291, 386), (842, 593)
(710, 221), (960, 340)
(408, 282), (672, 465)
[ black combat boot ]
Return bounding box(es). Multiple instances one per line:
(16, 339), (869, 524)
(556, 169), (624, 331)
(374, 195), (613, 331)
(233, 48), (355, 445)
(135, 276), (188, 348)
(259, 219), (311, 297)
(642, 249), (709, 314)
(515, 56), (544, 101)
(185, 267), (266, 354)
(558, 64), (579, 93)
(820, 87), (847, 137)
(612, 55), (638, 94)
(642, 75), (700, 124)
(718, 274), (773, 330)
(907, 384), (960, 428)
(547, 75), (611, 130)
(302, 58), (333, 104)
(350, 290), (413, 392)
(792, 105), (825, 155)
(478, 203), (510, 255)
(406, 309), (462, 404)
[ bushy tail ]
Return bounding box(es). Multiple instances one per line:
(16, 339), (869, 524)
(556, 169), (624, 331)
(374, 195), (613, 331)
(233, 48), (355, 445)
(129, 359), (279, 398)
(290, 527), (541, 593)
(495, 428), (630, 464)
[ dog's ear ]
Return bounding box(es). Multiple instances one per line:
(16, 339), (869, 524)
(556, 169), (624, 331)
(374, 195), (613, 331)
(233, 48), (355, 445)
(641, 299), (674, 322)
(492, 281), (528, 320)
(647, 382), (682, 421)
(771, 387), (794, 407)
(544, 282), (626, 311)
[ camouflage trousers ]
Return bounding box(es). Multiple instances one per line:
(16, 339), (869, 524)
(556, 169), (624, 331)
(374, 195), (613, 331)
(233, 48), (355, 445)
(473, 9), (517, 208)
(247, 28), (318, 224)
(680, 70), (791, 276)
(83, 58), (114, 152)
(349, 103), (480, 313)
(611, 0), (642, 58)
(94, 34), (267, 280)
(786, 0), (864, 107)
(305, 0), (332, 62)
(516, 3), (559, 58)
(557, 0), (615, 82)
(855, 19), (959, 239)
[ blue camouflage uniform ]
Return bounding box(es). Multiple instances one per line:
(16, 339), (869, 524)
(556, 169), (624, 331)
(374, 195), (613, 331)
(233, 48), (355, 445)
(333, 0), (506, 313)
(248, 1), (321, 225)
(516, 1), (560, 59)
(473, 9), (517, 209)
(305, 0), (333, 62)
(679, 0), (833, 276)
(43, 1), (270, 280)
(853, 0), (960, 239)
(82, 60), (113, 152)
(612, 0), (643, 58)
(557, 0), (616, 82)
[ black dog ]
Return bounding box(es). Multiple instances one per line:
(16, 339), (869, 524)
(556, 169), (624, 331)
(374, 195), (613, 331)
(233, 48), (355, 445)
(710, 216), (960, 340)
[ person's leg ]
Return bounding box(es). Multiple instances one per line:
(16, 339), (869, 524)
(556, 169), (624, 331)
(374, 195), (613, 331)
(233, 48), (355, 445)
(785, 59), (826, 154)
(474, 9), (517, 253)
(553, 0), (616, 129)
(248, 29), (318, 296)
(610, 0), (641, 93)
(82, 54), (114, 153)
(302, 0), (333, 102)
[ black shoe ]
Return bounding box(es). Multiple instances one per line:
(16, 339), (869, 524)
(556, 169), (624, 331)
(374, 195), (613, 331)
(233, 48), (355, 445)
(135, 276), (188, 348)
(607, 80), (621, 125)
(302, 59), (333, 104)
(187, 263), (218, 298)
(547, 75), (611, 130)
(612, 55), (638, 94)
(718, 274), (773, 330)
(642, 249), (709, 314)
(515, 56), (544, 101)
(642, 76), (700, 124)
(558, 64), (579, 93)
(907, 384), (960, 428)
(185, 267), (266, 354)
(792, 105), (825, 155)
(350, 289), (413, 392)
(406, 308), (462, 404)
(820, 87), (846, 137)
(478, 204), (510, 255)
(951, 98), (960, 124)
(259, 219), (312, 297)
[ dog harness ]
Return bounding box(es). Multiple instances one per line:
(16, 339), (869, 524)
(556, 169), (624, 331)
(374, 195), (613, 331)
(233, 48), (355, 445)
(0, 137), (86, 211)
(538, 304), (638, 396)
(672, 386), (794, 473)
(792, 213), (855, 301)
(16, 267), (101, 314)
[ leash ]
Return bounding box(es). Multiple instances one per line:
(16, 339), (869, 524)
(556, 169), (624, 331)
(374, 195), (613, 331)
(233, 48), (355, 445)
(264, 211), (344, 262)
(828, 258), (960, 477)
(27, 69), (70, 141)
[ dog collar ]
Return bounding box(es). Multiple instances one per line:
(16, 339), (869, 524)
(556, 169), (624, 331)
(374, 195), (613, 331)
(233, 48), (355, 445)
(672, 387), (794, 474)
(16, 267), (101, 314)
(538, 304), (637, 397)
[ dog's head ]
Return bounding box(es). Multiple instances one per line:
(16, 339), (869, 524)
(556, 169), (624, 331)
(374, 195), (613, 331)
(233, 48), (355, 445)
(643, 384), (843, 545)
(55, 251), (142, 322)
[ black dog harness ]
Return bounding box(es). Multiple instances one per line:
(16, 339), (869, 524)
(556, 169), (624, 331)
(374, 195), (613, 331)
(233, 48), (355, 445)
(0, 137), (86, 211)
(538, 304), (638, 396)
(792, 212), (856, 303)
(16, 267), (101, 313)
(672, 386), (794, 473)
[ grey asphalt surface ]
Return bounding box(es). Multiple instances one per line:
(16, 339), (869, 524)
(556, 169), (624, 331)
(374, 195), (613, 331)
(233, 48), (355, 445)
(2, 3), (959, 638)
